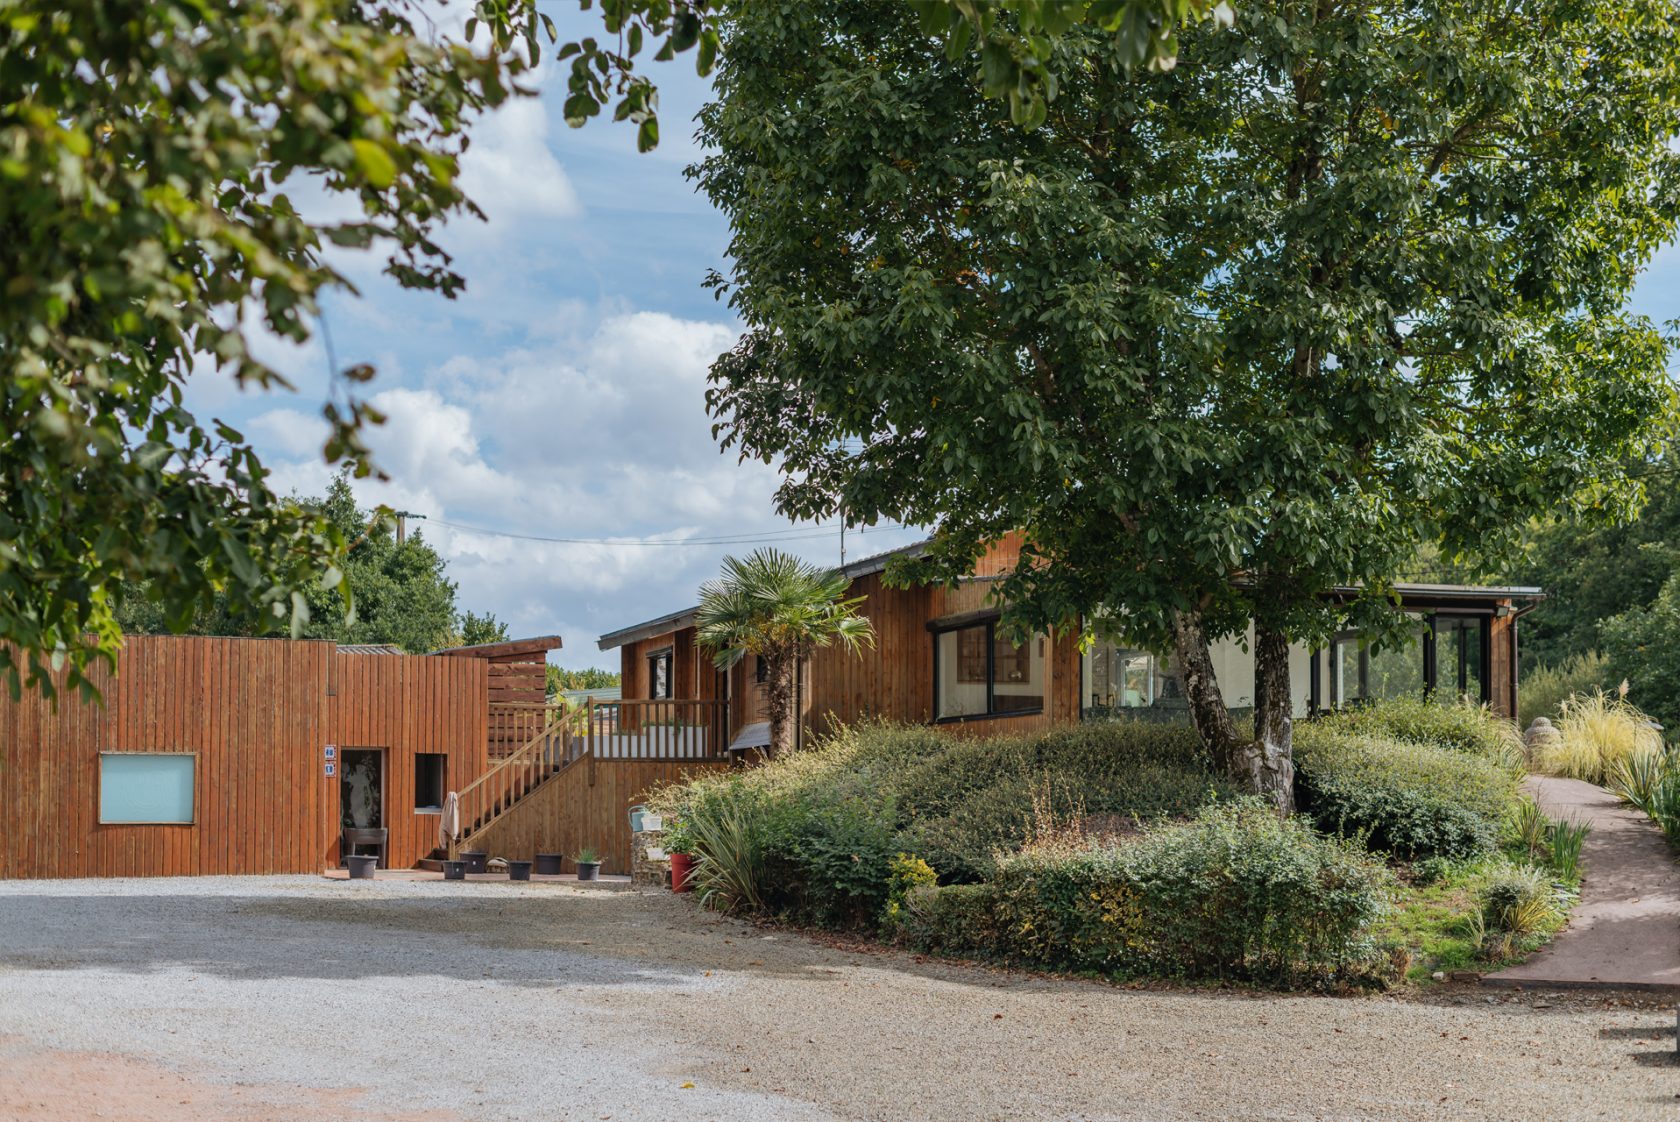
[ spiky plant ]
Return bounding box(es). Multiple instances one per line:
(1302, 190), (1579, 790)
(696, 549), (876, 758)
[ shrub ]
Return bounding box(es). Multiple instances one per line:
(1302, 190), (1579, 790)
(1474, 863), (1560, 959)
(881, 854), (937, 927)
(1537, 688), (1664, 785)
(1316, 697), (1524, 773)
(1294, 724), (1517, 860)
(1545, 819), (1590, 884)
(902, 883), (1001, 957)
(1519, 652), (1611, 729)
(988, 800), (1392, 984)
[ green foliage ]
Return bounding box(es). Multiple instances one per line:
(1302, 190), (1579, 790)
(881, 854), (938, 927)
(574, 845), (601, 864)
(1474, 864), (1561, 959)
(1294, 724), (1518, 860)
(115, 477), (490, 654)
(1609, 744), (1680, 848)
(1545, 820), (1590, 884)
(1518, 652), (1613, 730)
(696, 0), (1680, 718)
(985, 801), (1392, 984)
(1600, 572), (1680, 732)
(681, 794), (768, 912)
(547, 666), (622, 694)
(477, 0), (1214, 152)
(696, 548), (875, 757)
(902, 882), (1001, 958)
(1314, 699), (1524, 773)
(0, 0), (520, 699)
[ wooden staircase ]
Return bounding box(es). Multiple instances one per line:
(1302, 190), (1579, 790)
(453, 704), (582, 851)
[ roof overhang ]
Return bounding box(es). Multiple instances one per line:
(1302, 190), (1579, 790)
(429, 635), (563, 659)
(598, 608), (699, 651)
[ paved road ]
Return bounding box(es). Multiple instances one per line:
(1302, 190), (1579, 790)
(0, 875), (1674, 1122)
(1486, 776), (1680, 992)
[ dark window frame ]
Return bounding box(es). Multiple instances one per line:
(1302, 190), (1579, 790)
(413, 752), (446, 812)
(931, 617), (1044, 723)
(1317, 613), (1491, 711)
(647, 647), (674, 700)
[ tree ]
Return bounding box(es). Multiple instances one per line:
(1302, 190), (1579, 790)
(479, 0), (1227, 152)
(695, 549), (874, 758)
(1600, 574), (1680, 732)
(0, 1), (522, 698)
(695, 0), (1680, 808)
(547, 666), (622, 695)
(116, 476), (505, 654)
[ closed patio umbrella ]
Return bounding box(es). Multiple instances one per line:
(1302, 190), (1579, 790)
(439, 791), (460, 860)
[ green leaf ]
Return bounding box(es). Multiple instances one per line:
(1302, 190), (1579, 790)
(349, 139), (397, 190)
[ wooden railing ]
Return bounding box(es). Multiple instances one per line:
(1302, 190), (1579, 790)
(592, 698), (728, 759)
(455, 699), (730, 851)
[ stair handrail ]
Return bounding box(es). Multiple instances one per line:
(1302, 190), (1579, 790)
(457, 704), (579, 841)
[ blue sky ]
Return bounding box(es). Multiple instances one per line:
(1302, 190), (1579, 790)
(187, 12), (1680, 671)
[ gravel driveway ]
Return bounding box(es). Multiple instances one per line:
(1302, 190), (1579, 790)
(0, 875), (1672, 1122)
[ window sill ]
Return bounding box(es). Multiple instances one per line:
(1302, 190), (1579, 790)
(933, 708), (1044, 725)
(414, 807), (443, 815)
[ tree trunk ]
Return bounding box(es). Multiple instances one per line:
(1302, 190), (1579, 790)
(1238, 626), (1296, 814)
(1170, 608), (1244, 766)
(1170, 609), (1296, 814)
(763, 648), (796, 759)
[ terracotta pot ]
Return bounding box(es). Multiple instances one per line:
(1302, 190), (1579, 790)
(506, 860), (532, 882)
(441, 860), (467, 881)
(669, 851), (695, 893)
(533, 853), (563, 876)
(345, 854), (378, 880)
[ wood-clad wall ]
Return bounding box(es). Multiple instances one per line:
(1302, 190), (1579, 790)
(1, 637), (330, 880)
(1, 635), (494, 880)
(468, 755), (733, 874)
(1490, 611), (1516, 720)
(327, 651), (489, 869)
(804, 570), (936, 736)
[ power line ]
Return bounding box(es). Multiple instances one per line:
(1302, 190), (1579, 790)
(414, 514), (912, 548)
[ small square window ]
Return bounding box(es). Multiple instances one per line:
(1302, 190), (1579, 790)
(99, 753), (195, 824)
(414, 753), (446, 811)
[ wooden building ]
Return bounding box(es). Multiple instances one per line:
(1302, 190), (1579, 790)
(0, 633), (560, 880)
(598, 535), (1541, 748)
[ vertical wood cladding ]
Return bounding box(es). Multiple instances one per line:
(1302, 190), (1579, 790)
(2, 635), (489, 879)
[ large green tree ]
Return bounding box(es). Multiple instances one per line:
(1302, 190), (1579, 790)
(0, 0), (520, 698)
(116, 476), (504, 654)
(695, 0), (1680, 807)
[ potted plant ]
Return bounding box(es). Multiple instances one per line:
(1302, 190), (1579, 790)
(574, 846), (602, 881)
(664, 817), (696, 894)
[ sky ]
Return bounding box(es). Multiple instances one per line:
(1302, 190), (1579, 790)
(185, 9), (1680, 672)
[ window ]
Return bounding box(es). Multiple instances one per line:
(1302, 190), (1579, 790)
(1435, 616), (1488, 704)
(1318, 615), (1479, 710)
(414, 753), (446, 811)
(934, 619), (1044, 720)
(648, 648), (673, 699)
(99, 753), (195, 824)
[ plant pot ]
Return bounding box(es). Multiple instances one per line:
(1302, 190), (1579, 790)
(460, 850), (488, 874)
(669, 851), (695, 894)
(506, 860), (532, 882)
(442, 860), (467, 881)
(345, 854), (378, 880)
(575, 862), (601, 882)
(533, 852), (563, 876)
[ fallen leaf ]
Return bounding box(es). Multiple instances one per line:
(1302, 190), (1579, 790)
(680, 1082), (695, 1089)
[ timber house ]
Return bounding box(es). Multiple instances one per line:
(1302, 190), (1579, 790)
(599, 534), (1541, 753)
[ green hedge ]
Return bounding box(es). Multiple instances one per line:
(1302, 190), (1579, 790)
(910, 800), (1391, 984)
(1294, 723), (1517, 860)
(1313, 698), (1524, 772)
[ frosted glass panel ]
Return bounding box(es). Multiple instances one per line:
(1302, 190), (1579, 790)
(100, 754), (195, 824)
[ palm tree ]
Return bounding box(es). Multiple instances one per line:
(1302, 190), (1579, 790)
(696, 549), (875, 759)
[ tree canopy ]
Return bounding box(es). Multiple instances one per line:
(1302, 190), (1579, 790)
(695, 0), (1680, 794)
(0, 0), (521, 698)
(116, 477), (507, 655)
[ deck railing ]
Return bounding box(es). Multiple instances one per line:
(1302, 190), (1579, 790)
(589, 698), (728, 760)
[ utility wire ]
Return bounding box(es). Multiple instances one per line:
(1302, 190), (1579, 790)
(415, 514), (912, 548)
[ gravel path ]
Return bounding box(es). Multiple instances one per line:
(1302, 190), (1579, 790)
(0, 875), (1674, 1121)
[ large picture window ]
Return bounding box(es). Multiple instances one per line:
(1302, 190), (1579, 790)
(99, 753), (195, 824)
(1319, 614), (1486, 709)
(934, 619), (1044, 720)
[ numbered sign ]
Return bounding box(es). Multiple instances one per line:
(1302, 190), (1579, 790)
(324, 745), (337, 761)
(324, 761), (337, 778)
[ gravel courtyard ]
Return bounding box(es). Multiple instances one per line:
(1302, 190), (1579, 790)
(0, 876), (1673, 1122)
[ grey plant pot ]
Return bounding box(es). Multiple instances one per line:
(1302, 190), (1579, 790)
(576, 862), (600, 882)
(442, 860), (467, 881)
(506, 860), (532, 882)
(533, 852), (564, 876)
(460, 850), (488, 874)
(346, 854), (378, 880)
